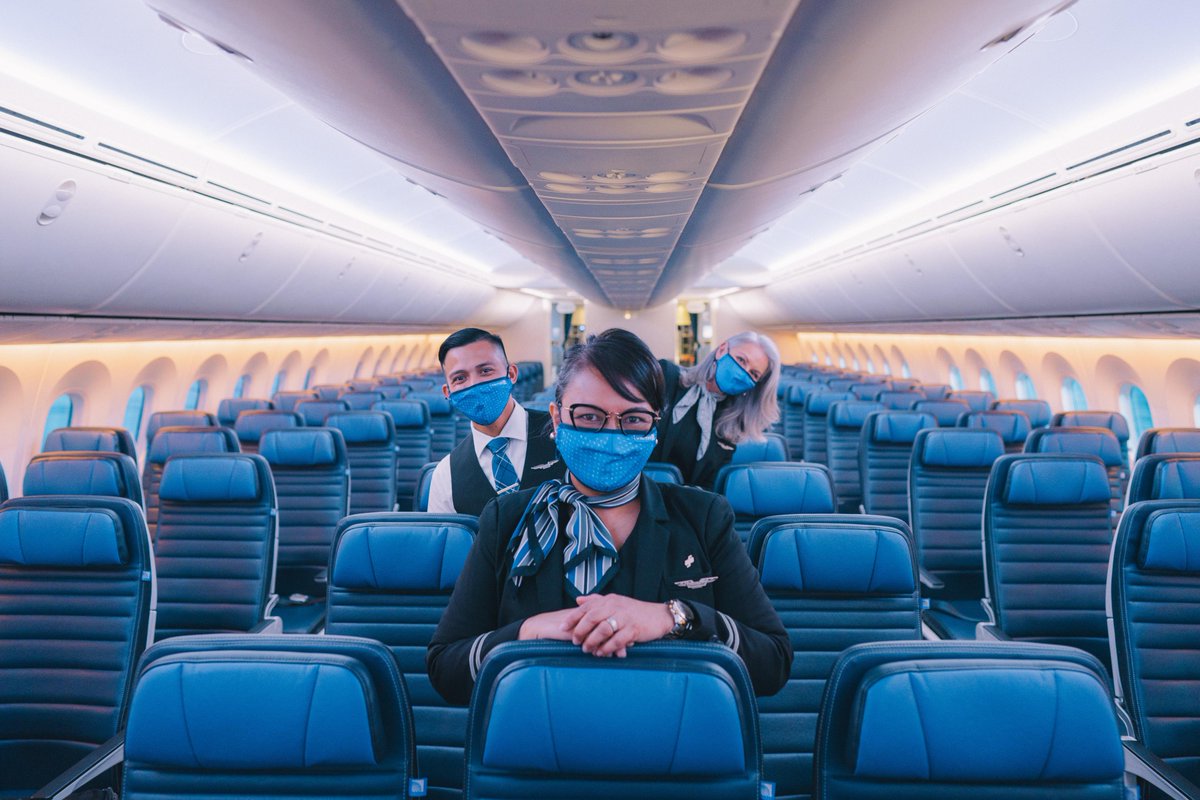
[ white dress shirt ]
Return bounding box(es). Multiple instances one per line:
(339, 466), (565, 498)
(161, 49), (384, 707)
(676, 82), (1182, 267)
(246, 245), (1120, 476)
(427, 402), (530, 514)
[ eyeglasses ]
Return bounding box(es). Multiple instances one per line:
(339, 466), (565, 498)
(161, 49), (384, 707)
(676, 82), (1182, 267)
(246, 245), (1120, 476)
(566, 403), (660, 435)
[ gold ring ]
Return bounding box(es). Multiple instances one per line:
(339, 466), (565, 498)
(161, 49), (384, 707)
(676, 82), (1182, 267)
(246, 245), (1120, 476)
(606, 616), (619, 633)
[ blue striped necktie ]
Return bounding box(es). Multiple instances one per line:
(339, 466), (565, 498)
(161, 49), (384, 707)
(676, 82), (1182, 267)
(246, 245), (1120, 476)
(487, 437), (520, 495)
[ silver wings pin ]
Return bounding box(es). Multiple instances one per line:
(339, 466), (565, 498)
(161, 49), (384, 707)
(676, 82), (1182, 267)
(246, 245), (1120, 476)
(529, 459), (560, 470)
(673, 576), (719, 589)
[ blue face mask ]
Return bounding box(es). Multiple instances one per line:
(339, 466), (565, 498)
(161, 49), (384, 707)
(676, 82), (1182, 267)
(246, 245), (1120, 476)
(448, 376), (513, 426)
(555, 423), (657, 493)
(715, 352), (758, 396)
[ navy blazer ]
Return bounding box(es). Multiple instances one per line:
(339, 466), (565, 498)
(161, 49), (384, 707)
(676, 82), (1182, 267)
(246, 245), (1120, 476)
(427, 476), (792, 705)
(651, 359), (736, 490)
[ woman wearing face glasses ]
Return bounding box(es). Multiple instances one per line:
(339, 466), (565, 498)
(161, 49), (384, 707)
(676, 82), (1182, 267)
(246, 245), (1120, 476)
(427, 328), (791, 704)
(651, 331), (782, 490)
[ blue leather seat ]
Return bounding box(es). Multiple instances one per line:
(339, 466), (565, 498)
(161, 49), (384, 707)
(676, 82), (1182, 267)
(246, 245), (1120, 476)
(271, 389), (319, 411)
(917, 383), (951, 400)
(947, 389), (995, 411)
(295, 398), (351, 426)
(750, 516), (921, 800)
(909, 428), (1005, 639)
(715, 463), (837, 542)
(379, 384), (412, 400)
(340, 390), (386, 410)
(0, 497), (153, 797)
(992, 398), (1053, 428)
(311, 384), (343, 401)
(327, 513), (479, 800)
(466, 640), (761, 800)
(121, 634), (416, 800)
(826, 400), (883, 512)
(888, 378), (920, 392)
(144, 411), (216, 446)
(375, 399), (434, 512)
(1109, 500), (1200, 792)
(216, 397), (272, 426)
(0, 462), (6, 503)
(827, 378), (859, 392)
(141, 426), (239, 540)
(1026, 426), (1129, 517)
(877, 390), (924, 410)
(802, 390), (854, 466)
(153, 453), (278, 640)
(849, 383), (886, 401)
(259, 428), (350, 630)
(233, 408), (304, 454)
(326, 411), (399, 514)
(980, 453), (1114, 668)
(643, 461), (684, 484)
(815, 641), (1125, 800)
(960, 409), (1032, 453)
(375, 375), (402, 387)
(23, 451), (144, 508)
(402, 378), (438, 394)
(1135, 427), (1200, 459)
(859, 411), (938, 524)
(345, 378), (380, 392)
(783, 382), (819, 460)
(412, 393), (458, 461)
(1053, 410), (1132, 463)
(414, 462), (438, 511)
(43, 426), (137, 462)
(731, 432), (789, 465)
(1127, 454), (1200, 503)
(912, 399), (971, 426)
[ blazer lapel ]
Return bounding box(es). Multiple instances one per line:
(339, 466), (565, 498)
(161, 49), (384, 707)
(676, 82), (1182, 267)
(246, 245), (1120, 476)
(632, 476), (673, 603)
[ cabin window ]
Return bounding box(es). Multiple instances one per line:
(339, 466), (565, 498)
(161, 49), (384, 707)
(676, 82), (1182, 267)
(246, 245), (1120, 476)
(233, 374), (250, 398)
(865, 357), (875, 373)
(948, 366), (964, 391)
(1194, 395), (1200, 427)
(122, 386), (148, 440)
(851, 356), (861, 370)
(184, 379), (207, 411)
(1119, 384), (1154, 449)
(303, 367), (315, 389)
(810, 353), (818, 364)
(900, 360), (911, 379)
(270, 370), (286, 397)
(838, 355), (846, 369)
(979, 369), (997, 396)
(1061, 378), (1087, 412)
(42, 394), (75, 446)
(825, 354), (832, 366)
(1015, 373), (1037, 400)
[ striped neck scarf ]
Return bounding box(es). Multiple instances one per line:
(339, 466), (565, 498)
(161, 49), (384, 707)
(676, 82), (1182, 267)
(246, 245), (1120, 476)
(672, 381), (722, 459)
(507, 476), (640, 597)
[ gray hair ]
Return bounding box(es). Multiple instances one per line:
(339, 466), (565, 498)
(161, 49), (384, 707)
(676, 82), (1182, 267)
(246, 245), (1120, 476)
(681, 331), (780, 444)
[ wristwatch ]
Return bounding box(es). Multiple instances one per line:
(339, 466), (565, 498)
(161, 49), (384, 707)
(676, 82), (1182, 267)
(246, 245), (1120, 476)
(665, 598), (694, 639)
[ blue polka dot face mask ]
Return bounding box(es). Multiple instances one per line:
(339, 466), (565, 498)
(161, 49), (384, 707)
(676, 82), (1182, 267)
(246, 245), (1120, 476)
(448, 376), (513, 426)
(554, 423), (657, 493)
(715, 352), (758, 396)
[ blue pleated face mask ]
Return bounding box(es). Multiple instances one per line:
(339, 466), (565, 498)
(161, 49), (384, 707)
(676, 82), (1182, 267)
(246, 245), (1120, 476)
(715, 352), (758, 396)
(555, 423), (657, 493)
(448, 376), (513, 425)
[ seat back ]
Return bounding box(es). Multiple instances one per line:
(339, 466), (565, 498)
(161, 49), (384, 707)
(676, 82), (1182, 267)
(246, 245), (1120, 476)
(122, 635), (415, 800)
(877, 390), (924, 410)
(912, 399), (971, 426)
(826, 401), (883, 512)
(259, 428), (350, 596)
(154, 453), (277, 640)
(715, 463), (836, 542)
(271, 389), (319, 412)
(326, 411), (399, 513)
(916, 383), (951, 399)
(466, 641), (761, 800)
(1053, 410), (1131, 462)
(1127, 454), (1200, 503)
(1109, 500), (1200, 786)
(983, 453), (1114, 666)
(960, 409), (1032, 453)
(345, 378), (380, 392)
(43, 426), (137, 461)
(327, 513), (479, 799)
(750, 515), (921, 800)
(859, 411), (938, 523)
(909, 429), (1004, 593)
(341, 390), (386, 410)
(145, 411), (216, 446)
(1135, 427), (1200, 459)
(233, 409), (304, 454)
(947, 389), (995, 411)
(783, 382), (818, 460)
(375, 399), (433, 513)
(1026, 426), (1128, 516)
(0, 497), (153, 795)
(413, 462), (438, 511)
(412, 393), (457, 461)
(142, 426), (240, 538)
(311, 384), (343, 401)
(849, 383), (886, 401)
(731, 432), (789, 465)
(24, 451), (144, 507)
(643, 461), (684, 484)
(802, 390), (854, 466)
(992, 398), (1053, 428)
(295, 398), (351, 426)
(216, 397), (272, 425)
(815, 642), (1124, 800)
(379, 384), (411, 400)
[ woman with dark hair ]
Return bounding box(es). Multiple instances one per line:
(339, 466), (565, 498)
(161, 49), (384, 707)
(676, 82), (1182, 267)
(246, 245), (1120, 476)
(652, 331), (781, 489)
(427, 328), (791, 704)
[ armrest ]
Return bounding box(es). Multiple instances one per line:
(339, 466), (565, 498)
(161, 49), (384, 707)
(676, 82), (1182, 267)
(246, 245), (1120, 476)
(919, 568), (945, 592)
(32, 731), (125, 800)
(250, 616), (283, 634)
(974, 622), (1011, 641)
(1124, 740), (1200, 800)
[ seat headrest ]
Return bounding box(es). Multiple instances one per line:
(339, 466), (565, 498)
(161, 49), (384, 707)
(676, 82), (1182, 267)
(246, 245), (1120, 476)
(216, 398), (272, 425)
(850, 660), (1123, 782)
(868, 412), (937, 444)
(912, 400), (971, 426)
(160, 455), (264, 502)
(787, 382), (818, 404)
(326, 412), (394, 444)
(340, 391), (385, 410)
(759, 526), (914, 594)
(295, 400), (350, 426)
(1001, 457), (1110, 506)
(721, 465), (835, 516)
(373, 399), (430, 428)
(272, 391), (320, 412)
(260, 428), (344, 467)
(830, 401), (883, 428)
(411, 393), (452, 416)
(993, 399), (1052, 428)
(234, 410), (303, 442)
(805, 391), (853, 415)
(1154, 459), (1200, 499)
(962, 410), (1031, 443)
(148, 427), (238, 464)
(126, 652), (381, 768)
(332, 523), (474, 591)
(147, 412), (215, 443)
(1057, 411), (1130, 442)
(1149, 429), (1200, 455)
(1029, 428), (1124, 467)
(879, 391), (925, 410)
(24, 454), (130, 498)
(43, 428), (125, 455)
(1138, 509), (1200, 573)
(947, 390), (995, 411)
(916, 429), (1004, 468)
(0, 507), (127, 566)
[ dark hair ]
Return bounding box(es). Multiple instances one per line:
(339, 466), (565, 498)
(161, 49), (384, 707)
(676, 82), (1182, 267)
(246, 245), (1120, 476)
(438, 327), (507, 367)
(555, 328), (665, 411)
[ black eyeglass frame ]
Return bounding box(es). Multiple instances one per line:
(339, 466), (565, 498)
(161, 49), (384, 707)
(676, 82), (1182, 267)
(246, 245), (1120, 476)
(565, 403), (661, 435)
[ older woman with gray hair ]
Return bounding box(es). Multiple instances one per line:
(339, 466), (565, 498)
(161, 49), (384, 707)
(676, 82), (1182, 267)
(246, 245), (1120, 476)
(651, 330), (781, 489)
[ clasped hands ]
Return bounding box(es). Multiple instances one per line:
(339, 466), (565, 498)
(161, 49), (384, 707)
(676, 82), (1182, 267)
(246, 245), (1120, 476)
(518, 594), (674, 658)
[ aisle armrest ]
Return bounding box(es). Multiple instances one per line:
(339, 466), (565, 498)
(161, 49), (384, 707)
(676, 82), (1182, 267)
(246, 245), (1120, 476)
(32, 732), (125, 800)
